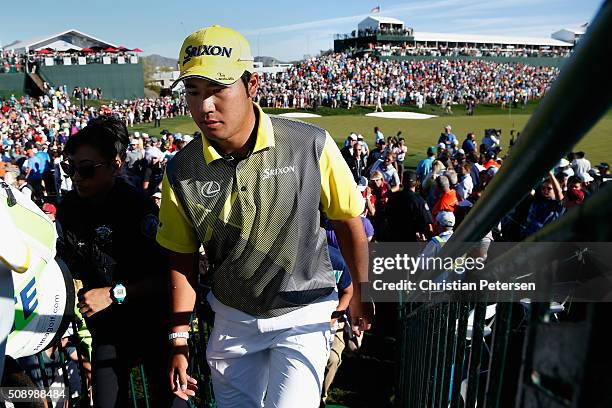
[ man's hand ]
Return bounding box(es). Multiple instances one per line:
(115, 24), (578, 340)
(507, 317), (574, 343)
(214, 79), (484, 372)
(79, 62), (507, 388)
(77, 287), (113, 317)
(168, 344), (198, 401)
(348, 283), (374, 336)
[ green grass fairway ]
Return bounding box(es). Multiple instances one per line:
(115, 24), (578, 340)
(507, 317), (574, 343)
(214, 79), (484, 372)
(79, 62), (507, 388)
(131, 108), (612, 169)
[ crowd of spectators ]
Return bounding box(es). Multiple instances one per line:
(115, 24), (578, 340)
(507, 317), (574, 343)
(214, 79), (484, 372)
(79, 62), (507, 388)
(0, 86), (188, 208)
(1, 49), (139, 73)
(2, 80), (610, 406)
(254, 53), (559, 109)
(374, 44), (571, 58)
(336, 125), (611, 244)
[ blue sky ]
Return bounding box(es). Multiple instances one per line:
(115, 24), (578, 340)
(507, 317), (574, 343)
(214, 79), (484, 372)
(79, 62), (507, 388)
(0, 0), (604, 62)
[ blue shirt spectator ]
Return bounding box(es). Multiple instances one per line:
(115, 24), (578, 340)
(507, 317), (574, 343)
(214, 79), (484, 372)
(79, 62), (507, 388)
(416, 147), (436, 181)
(462, 134), (477, 154)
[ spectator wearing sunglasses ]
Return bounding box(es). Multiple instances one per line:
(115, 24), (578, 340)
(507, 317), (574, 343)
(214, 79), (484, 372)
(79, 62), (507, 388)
(55, 116), (188, 408)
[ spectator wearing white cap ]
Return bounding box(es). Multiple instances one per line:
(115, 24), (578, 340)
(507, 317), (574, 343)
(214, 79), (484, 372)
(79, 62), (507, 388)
(341, 133), (358, 163)
(152, 190), (162, 208)
(357, 134), (369, 158)
(143, 149), (164, 195)
(577, 172), (596, 197)
(125, 138), (146, 189)
(556, 158), (574, 177)
(421, 211), (455, 258)
(436, 142), (446, 159)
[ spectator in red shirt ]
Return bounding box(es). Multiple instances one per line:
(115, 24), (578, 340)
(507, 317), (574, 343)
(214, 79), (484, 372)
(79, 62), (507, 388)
(482, 152), (501, 170)
(431, 175), (458, 216)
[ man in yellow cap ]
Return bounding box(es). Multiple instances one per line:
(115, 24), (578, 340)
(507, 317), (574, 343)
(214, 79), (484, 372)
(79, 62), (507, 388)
(157, 26), (373, 407)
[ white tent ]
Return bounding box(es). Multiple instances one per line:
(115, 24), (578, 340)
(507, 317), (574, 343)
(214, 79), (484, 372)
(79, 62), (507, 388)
(358, 16), (405, 32)
(38, 40), (82, 52)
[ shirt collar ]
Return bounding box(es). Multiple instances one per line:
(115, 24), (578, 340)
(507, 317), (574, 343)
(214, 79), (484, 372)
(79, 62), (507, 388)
(201, 103), (275, 165)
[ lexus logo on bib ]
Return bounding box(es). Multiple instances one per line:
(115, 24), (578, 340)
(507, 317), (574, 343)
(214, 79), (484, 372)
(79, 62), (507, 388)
(201, 181), (221, 198)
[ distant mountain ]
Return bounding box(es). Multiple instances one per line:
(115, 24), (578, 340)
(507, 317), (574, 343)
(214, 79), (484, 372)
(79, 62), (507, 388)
(143, 54), (178, 69)
(255, 56), (288, 66)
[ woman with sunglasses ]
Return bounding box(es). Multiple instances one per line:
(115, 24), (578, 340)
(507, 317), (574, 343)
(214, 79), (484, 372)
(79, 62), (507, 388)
(56, 116), (189, 408)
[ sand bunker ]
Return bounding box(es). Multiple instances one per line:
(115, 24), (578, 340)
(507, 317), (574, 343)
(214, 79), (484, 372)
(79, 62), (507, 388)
(365, 112), (438, 119)
(277, 112), (322, 118)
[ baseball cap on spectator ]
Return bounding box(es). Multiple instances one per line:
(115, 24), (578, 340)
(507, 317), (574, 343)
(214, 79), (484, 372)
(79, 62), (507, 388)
(597, 162), (610, 170)
(357, 134), (364, 140)
(452, 152), (465, 161)
(152, 191), (162, 199)
(445, 125), (452, 131)
(436, 211), (455, 227)
(173, 25), (255, 88)
(403, 171), (417, 183)
(133, 132), (140, 138)
(357, 176), (368, 192)
(437, 143), (445, 149)
(160, 129), (169, 135)
(42, 203), (56, 215)
(558, 158), (570, 168)
(145, 148), (164, 162)
(376, 139), (385, 145)
(183, 135), (193, 144)
(348, 133), (357, 141)
(427, 146), (436, 156)
(174, 133), (183, 141)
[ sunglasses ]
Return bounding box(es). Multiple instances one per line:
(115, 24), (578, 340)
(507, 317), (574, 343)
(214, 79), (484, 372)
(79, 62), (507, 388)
(61, 161), (108, 179)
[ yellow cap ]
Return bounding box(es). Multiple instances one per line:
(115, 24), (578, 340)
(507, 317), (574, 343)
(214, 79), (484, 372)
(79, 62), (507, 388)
(173, 25), (254, 88)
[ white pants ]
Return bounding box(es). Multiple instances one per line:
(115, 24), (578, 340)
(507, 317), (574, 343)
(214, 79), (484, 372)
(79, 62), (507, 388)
(206, 293), (336, 408)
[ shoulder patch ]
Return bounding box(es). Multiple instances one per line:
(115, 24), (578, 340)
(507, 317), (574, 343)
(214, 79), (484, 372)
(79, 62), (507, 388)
(141, 214), (159, 239)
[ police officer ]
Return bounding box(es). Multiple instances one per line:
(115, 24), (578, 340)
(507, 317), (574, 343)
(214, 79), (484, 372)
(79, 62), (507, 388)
(421, 211), (455, 258)
(385, 171), (433, 242)
(56, 116), (188, 408)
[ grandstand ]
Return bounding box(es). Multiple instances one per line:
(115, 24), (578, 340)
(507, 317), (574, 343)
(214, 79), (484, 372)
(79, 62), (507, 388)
(0, 29), (144, 99)
(335, 16), (574, 66)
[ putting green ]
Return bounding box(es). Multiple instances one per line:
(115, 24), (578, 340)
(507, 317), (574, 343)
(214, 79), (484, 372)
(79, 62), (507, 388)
(131, 110), (612, 170)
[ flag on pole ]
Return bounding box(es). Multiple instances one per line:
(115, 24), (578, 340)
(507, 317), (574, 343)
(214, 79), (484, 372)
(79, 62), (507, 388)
(580, 22), (588, 28)
(370, 6), (381, 13)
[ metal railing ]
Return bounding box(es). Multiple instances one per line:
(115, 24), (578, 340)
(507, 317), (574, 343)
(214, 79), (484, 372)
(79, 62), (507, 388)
(397, 0), (612, 406)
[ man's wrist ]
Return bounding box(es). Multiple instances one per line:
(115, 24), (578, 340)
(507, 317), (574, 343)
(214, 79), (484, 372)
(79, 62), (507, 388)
(170, 337), (189, 347)
(169, 331), (190, 347)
